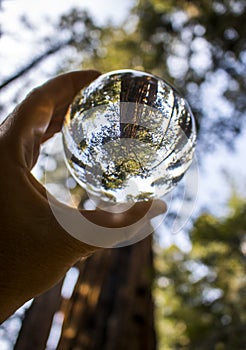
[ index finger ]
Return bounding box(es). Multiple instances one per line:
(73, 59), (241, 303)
(3, 70), (100, 167)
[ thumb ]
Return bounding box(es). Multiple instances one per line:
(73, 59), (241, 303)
(47, 194), (167, 249)
(146, 199), (167, 219)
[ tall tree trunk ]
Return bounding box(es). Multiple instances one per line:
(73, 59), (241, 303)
(13, 279), (64, 350)
(57, 232), (156, 350)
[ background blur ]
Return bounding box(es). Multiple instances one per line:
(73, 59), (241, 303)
(0, 1), (246, 349)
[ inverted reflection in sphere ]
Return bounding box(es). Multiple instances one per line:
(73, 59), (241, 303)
(62, 70), (196, 203)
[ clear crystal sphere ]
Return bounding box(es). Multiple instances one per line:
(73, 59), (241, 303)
(62, 69), (196, 203)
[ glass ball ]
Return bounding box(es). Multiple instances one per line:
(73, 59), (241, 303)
(62, 69), (196, 203)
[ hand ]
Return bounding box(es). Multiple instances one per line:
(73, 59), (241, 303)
(0, 71), (166, 322)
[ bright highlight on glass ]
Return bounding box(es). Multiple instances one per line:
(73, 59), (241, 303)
(62, 69), (196, 203)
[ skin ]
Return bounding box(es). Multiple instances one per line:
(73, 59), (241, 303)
(0, 70), (166, 323)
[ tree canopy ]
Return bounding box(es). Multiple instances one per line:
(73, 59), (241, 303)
(154, 197), (246, 349)
(1, 0), (246, 152)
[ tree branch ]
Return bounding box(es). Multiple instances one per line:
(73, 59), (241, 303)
(0, 40), (71, 91)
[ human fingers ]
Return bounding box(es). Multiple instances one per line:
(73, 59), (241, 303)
(40, 103), (70, 143)
(82, 200), (167, 228)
